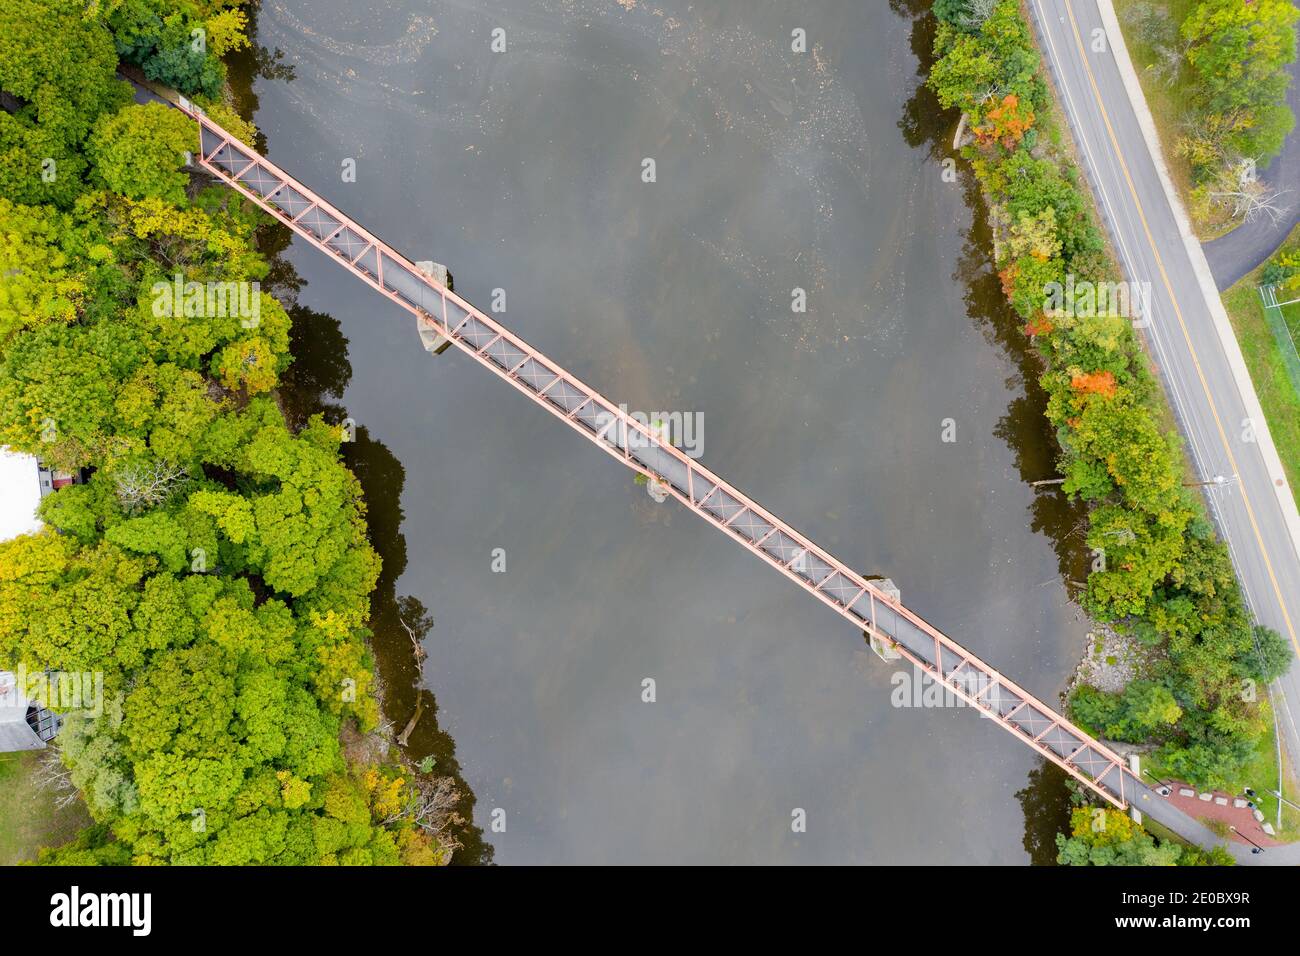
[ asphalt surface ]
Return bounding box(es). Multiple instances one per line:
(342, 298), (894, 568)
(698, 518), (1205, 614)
(1201, 41), (1300, 290)
(1027, 0), (1300, 859)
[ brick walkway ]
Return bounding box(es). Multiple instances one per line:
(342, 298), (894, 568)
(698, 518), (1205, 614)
(1159, 781), (1279, 847)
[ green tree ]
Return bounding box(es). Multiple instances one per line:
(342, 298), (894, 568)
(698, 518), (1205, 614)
(0, 198), (86, 342)
(1114, 680), (1183, 738)
(1160, 732), (1257, 791)
(1182, 0), (1298, 158)
(1241, 625), (1293, 683)
(0, 0), (129, 205)
(88, 102), (196, 203)
(1055, 807), (1183, 865)
(934, 0), (975, 28)
(106, 3), (227, 99)
(1183, 0), (1298, 114)
(1070, 681), (1182, 742)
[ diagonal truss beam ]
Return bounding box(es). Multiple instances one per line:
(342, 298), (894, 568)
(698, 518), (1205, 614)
(180, 100), (1138, 810)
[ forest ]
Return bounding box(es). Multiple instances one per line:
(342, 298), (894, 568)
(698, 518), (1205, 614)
(0, 0), (446, 864)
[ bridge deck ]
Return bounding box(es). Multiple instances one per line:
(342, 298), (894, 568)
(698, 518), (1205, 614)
(179, 96), (1139, 809)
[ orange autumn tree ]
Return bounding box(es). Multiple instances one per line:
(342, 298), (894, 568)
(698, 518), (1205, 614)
(998, 261), (1019, 298)
(1024, 312), (1054, 337)
(1070, 369), (1118, 399)
(976, 94), (1035, 148)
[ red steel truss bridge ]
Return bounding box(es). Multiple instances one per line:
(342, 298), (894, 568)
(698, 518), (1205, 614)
(177, 94), (1146, 811)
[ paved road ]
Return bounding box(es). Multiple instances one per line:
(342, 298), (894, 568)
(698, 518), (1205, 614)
(1026, 0), (1300, 847)
(1201, 39), (1300, 290)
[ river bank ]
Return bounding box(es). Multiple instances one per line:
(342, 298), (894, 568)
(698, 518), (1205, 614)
(0, 0), (493, 865)
(221, 11), (494, 862)
(925, 0), (1296, 863)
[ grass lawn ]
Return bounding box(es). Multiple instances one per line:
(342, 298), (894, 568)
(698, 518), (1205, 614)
(1221, 229), (1300, 511)
(1228, 705), (1300, 842)
(0, 749), (91, 865)
(1143, 814), (1218, 854)
(1257, 738), (1299, 841)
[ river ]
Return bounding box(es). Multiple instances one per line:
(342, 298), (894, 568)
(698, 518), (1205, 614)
(233, 0), (1092, 864)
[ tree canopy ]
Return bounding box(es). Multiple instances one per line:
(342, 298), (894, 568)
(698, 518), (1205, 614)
(0, 0), (130, 205)
(0, 1), (446, 865)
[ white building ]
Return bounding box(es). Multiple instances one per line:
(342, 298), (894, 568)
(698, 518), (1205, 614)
(0, 446), (44, 540)
(0, 671), (58, 751)
(0, 447), (57, 751)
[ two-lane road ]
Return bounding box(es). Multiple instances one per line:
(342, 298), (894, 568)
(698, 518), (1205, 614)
(1026, 0), (1300, 783)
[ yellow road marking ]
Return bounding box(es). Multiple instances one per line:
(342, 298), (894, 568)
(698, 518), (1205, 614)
(1061, 0), (1299, 654)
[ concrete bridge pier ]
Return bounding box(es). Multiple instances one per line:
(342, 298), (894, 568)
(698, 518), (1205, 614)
(868, 578), (903, 662)
(645, 418), (672, 502)
(415, 261), (454, 354)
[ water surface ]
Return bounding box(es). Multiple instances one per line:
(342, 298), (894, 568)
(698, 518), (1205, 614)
(243, 0), (1087, 864)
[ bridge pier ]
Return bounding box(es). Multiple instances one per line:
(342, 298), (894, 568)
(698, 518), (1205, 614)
(874, 578), (901, 603)
(645, 419), (672, 502)
(868, 578), (903, 661)
(414, 261), (453, 354)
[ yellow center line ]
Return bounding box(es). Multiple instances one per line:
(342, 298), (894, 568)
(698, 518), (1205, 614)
(1061, 0), (1299, 654)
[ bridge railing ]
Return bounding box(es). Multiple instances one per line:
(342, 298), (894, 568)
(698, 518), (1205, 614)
(180, 101), (1140, 809)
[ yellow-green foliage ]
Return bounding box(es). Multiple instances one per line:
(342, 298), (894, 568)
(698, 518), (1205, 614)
(0, 1), (433, 865)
